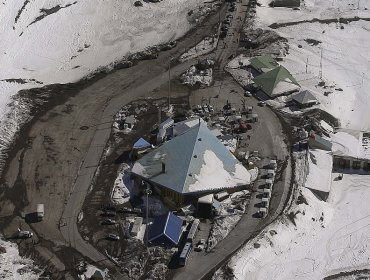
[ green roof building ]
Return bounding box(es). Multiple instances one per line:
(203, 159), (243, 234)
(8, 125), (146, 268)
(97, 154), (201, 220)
(249, 55), (279, 73)
(252, 65), (300, 98)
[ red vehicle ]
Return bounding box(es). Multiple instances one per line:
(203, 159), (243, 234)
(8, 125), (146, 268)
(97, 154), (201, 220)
(239, 122), (248, 133)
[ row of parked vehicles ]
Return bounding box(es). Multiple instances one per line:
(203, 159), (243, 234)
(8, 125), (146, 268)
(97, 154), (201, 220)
(179, 219), (206, 266)
(258, 160), (277, 218)
(193, 104), (214, 115)
(100, 205), (143, 241)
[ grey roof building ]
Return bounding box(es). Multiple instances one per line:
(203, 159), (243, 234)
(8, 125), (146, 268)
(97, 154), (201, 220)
(293, 90), (319, 108)
(131, 124), (250, 201)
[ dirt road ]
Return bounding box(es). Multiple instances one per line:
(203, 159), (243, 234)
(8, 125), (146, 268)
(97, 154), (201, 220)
(0, 5), (226, 277)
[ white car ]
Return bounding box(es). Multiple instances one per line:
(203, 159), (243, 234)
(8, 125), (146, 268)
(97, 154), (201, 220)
(195, 239), (206, 252)
(17, 229), (33, 239)
(107, 234), (120, 241)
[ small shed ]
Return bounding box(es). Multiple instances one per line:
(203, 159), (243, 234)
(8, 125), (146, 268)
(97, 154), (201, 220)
(293, 90), (319, 109)
(148, 212), (183, 246)
(197, 194), (214, 218)
(133, 138), (151, 151)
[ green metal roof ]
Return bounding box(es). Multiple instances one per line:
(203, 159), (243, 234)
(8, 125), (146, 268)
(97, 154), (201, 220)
(249, 55), (279, 73)
(253, 66), (300, 97)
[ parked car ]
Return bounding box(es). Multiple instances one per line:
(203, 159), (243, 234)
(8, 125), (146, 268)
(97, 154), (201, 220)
(221, 25), (229, 32)
(258, 101), (266, 107)
(244, 90), (252, 97)
(101, 210), (116, 217)
(17, 229), (33, 239)
(107, 234), (120, 241)
(223, 19), (231, 25)
(226, 14), (234, 19)
(195, 239), (206, 252)
(102, 219), (117, 225)
(207, 105), (214, 112)
(202, 105), (209, 114)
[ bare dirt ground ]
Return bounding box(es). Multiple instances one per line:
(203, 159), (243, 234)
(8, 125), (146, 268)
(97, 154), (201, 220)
(0, 5), (226, 279)
(0, 0), (295, 279)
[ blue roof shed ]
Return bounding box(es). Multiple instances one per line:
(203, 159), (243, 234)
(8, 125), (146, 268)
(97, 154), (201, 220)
(148, 212), (183, 246)
(133, 138), (151, 150)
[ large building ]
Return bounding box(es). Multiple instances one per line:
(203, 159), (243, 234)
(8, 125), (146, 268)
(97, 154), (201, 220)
(131, 123), (251, 207)
(332, 129), (370, 170)
(253, 65), (300, 98)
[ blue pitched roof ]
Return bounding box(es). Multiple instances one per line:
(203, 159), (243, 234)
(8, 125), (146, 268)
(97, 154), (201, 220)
(132, 124), (248, 194)
(148, 212), (183, 246)
(133, 137), (151, 149)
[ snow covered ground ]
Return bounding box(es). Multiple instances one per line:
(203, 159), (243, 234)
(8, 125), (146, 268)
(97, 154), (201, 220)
(111, 163), (133, 205)
(0, 0), (210, 173)
(0, 0), (211, 275)
(0, 238), (42, 279)
(255, 0), (370, 130)
(215, 2), (370, 279)
(179, 35), (218, 62)
(219, 172), (370, 280)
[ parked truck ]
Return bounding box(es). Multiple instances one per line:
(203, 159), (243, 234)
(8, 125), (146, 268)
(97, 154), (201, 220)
(37, 203), (44, 221)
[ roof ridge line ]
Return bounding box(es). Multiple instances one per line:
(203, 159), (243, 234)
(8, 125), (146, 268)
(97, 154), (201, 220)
(183, 124), (203, 193)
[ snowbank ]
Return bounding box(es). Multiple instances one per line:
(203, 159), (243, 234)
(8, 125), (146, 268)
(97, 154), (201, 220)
(306, 149), (332, 193)
(223, 173), (370, 280)
(0, 0), (210, 174)
(253, 0), (370, 130)
(331, 130), (366, 159)
(111, 164), (133, 205)
(179, 35), (218, 62)
(0, 238), (42, 280)
(189, 150), (251, 192)
(180, 65), (213, 86)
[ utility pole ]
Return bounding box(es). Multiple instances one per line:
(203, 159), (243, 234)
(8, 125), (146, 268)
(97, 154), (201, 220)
(218, 0), (221, 24)
(319, 48), (323, 79)
(306, 56), (309, 73)
(144, 186), (152, 250)
(168, 56), (173, 111)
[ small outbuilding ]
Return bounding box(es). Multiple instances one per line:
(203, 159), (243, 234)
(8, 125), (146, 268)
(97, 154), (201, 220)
(197, 194), (214, 218)
(292, 90), (319, 109)
(148, 212), (183, 246)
